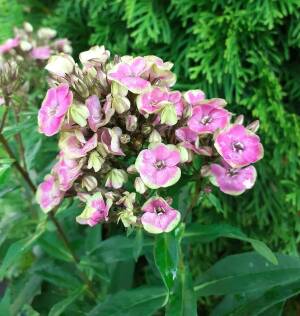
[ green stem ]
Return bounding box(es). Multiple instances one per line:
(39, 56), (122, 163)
(0, 131), (98, 301)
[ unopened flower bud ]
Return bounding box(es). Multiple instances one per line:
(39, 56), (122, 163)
(177, 144), (192, 163)
(111, 82), (128, 97)
(88, 151), (104, 172)
(79, 45), (110, 66)
(183, 104), (192, 119)
(200, 165), (211, 177)
(45, 54), (75, 77)
(141, 124), (152, 135)
(118, 209), (137, 228)
(234, 115), (244, 125)
(112, 95), (130, 114)
(20, 41), (32, 52)
(24, 22), (33, 33)
(69, 103), (89, 127)
(126, 115), (137, 132)
(127, 165), (137, 174)
(247, 120), (260, 133)
(120, 134), (130, 144)
(82, 175), (98, 191)
(149, 129), (161, 144)
(105, 169), (128, 189)
(134, 177), (147, 194)
(72, 78), (89, 99)
(160, 102), (178, 126)
(96, 143), (108, 158)
(38, 27), (57, 39)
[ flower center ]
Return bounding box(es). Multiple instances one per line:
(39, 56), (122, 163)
(200, 115), (213, 125)
(48, 103), (58, 117)
(226, 168), (239, 177)
(232, 141), (245, 152)
(154, 160), (166, 170)
(155, 206), (165, 214)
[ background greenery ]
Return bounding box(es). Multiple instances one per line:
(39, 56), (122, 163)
(0, 0), (300, 315)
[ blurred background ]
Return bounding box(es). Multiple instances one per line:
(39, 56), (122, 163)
(0, 0), (300, 314)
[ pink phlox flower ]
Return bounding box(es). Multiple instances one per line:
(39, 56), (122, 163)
(59, 131), (98, 159)
(107, 56), (151, 93)
(31, 46), (51, 60)
(76, 192), (112, 226)
(38, 84), (73, 136)
(141, 196), (181, 234)
(187, 102), (231, 134)
(52, 152), (82, 191)
(98, 127), (124, 156)
(0, 37), (19, 54)
(209, 159), (257, 195)
(214, 124), (264, 168)
(86, 95), (114, 132)
(183, 89), (206, 107)
(175, 127), (212, 156)
(144, 55), (176, 87)
(36, 174), (64, 213)
(135, 143), (181, 189)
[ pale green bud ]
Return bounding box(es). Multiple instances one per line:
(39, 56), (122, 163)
(88, 151), (104, 172)
(105, 169), (128, 189)
(149, 129), (161, 144)
(118, 209), (137, 228)
(69, 103), (89, 127)
(112, 95), (130, 114)
(134, 177), (147, 194)
(81, 175), (98, 191)
(159, 102), (178, 126)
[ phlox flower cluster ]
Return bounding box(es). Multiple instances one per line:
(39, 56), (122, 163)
(0, 22), (72, 106)
(36, 46), (263, 234)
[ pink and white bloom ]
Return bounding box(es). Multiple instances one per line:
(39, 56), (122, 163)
(79, 45), (110, 66)
(86, 95), (114, 132)
(76, 192), (112, 226)
(38, 84), (73, 136)
(209, 160), (257, 195)
(59, 132), (98, 159)
(52, 152), (82, 191)
(0, 37), (19, 54)
(144, 56), (176, 87)
(135, 143), (181, 189)
(214, 124), (264, 168)
(30, 46), (51, 60)
(98, 127), (124, 156)
(188, 104), (230, 134)
(183, 90), (205, 106)
(36, 174), (63, 213)
(175, 127), (212, 156)
(141, 197), (181, 234)
(107, 57), (151, 94)
(137, 87), (183, 117)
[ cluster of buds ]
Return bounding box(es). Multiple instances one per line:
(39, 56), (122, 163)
(0, 22), (72, 105)
(36, 46), (263, 234)
(0, 22), (72, 63)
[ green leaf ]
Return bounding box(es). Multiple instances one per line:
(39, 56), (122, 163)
(185, 223), (277, 264)
(0, 220), (46, 279)
(207, 193), (224, 214)
(38, 232), (73, 262)
(194, 252), (300, 297)
(133, 228), (143, 261)
(25, 139), (42, 172)
(11, 275), (42, 316)
(49, 287), (84, 316)
(88, 235), (152, 263)
(87, 286), (166, 316)
(166, 264), (197, 316)
(154, 233), (179, 293)
(0, 288), (11, 316)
